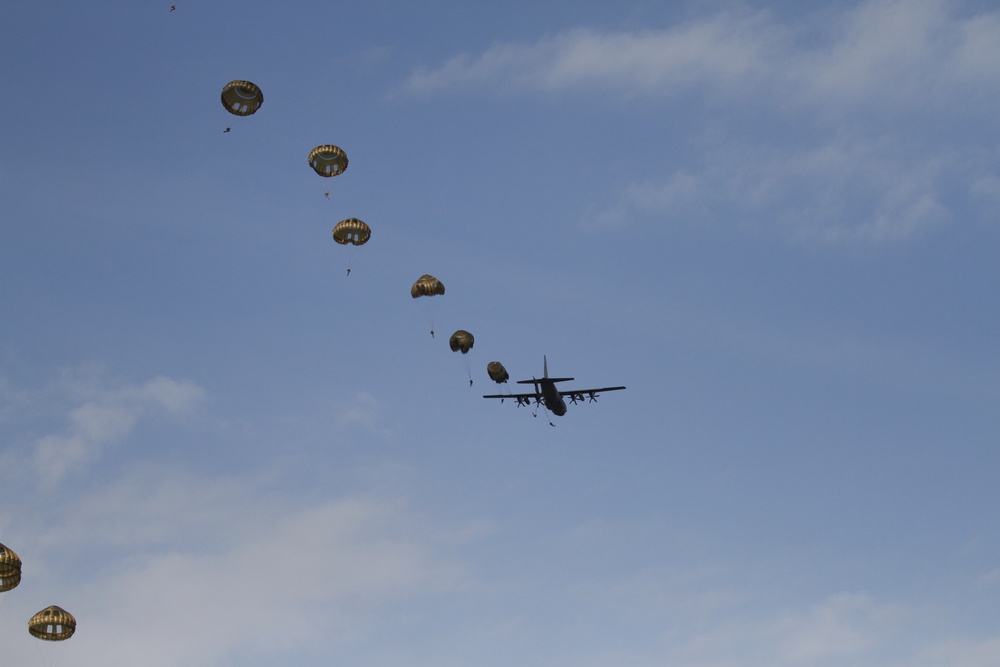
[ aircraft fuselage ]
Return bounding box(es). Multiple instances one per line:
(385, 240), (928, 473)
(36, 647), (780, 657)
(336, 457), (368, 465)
(535, 380), (567, 416)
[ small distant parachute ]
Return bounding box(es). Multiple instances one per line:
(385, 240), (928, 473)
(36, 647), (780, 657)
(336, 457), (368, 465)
(0, 543), (21, 593)
(411, 274), (445, 298)
(221, 80), (263, 117)
(29, 606), (76, 641)
(332, 218), (371, 246)
(450, 330), (474, 354)
(487, 361), (509, 384)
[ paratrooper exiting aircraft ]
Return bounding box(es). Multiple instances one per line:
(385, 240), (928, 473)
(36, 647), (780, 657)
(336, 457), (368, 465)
(482, 356), (624, 425)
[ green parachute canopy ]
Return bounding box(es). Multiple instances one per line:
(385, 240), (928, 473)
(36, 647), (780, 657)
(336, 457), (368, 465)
(487, 361), (509, 384)
(449, 330), (474, 354)
(411, 274), (445, 298)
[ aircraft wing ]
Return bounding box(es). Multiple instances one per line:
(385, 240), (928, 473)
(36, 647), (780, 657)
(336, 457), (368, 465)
(557, 386), (626, 403)
(481, 391), (546, 409)
(482, 386), (625, 405)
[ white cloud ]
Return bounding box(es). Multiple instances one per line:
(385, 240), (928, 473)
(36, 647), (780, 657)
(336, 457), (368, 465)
(770, 592), (896, 661)
(0, 366), (207, 486)
(1, 470), (474, 667)
(980, 568), (1000, 586)
(5, 462), (998, 667)
(335, 391), (398, 439)
(135, 375), (207, 415)
(403, 0), (1000, 112)
(587, 136), (954, 243)
(405, 12), (777, 98)
(404, 1), (1000, 244)
(909, 638), (1000, 667)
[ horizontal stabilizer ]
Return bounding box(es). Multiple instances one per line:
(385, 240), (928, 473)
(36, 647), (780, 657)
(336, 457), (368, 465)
(517, 377), (574, 384)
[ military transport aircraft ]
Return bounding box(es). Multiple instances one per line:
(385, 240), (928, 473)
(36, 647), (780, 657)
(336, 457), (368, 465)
(483, 356), (625, 425)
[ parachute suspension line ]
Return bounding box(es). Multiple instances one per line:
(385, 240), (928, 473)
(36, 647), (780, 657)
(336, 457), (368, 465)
(344, 245), (360, 276)
(462, 355), (473, 387)
(33, 637), (68, 667)
(340, 248), (355, 277)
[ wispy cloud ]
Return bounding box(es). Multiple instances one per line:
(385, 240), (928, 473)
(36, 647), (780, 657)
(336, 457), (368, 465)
(403, 1), (1000, 244)
(403, 12), (776, 98)
(769, 592), (901, 661)
(911, 637), (1000, 667)
(0, 365), (207, 486)
(586, 135), (956, 242)
(402, 1), (1000, 113)
(1, 469), (474, 667)
(5, 459), (998, 667)
(335, 391), (398, 439)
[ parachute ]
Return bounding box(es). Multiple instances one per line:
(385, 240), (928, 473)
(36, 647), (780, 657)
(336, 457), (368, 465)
(0, 543), (21, 593)
(450, 330), (475, 386)
(309, 145), (349, 198)
(449, 330), (474, 354)
(411, 274), (445, 298)
(332, 218), (371, 246)
(332, 218), (370, 276)
(29, 606), (76, 641)
(308, 145), (349, 177)
(411, 275), (445, 337)
(220, 80), (263, 117)
(487, 361), (509, 384)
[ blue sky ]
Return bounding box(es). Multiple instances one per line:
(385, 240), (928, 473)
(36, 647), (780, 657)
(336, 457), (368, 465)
(2, 1), (999, 665)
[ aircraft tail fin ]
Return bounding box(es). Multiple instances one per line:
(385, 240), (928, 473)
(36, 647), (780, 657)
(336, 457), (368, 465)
(516, 355), (574, 383)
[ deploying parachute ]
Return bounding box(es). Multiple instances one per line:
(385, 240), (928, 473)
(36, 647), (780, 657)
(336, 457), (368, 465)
(449, 330), (474, 354)
(411, 274), (445, 298)
(221, 80), (263, 117)
(332, 218), (371, 246)
(487, 361), (509, 384)
(309, 145), (348, 198)
(29, 606), (76, 641)
(450, 330), (475, 386)
(0, 542), (21, 593)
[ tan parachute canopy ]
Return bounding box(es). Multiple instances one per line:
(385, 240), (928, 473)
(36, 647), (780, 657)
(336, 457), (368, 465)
(487, 361), (509, 384)
(0, 542), (21, 592)
(308, 145), (349, 177)
(411, 274), (445, 298)
(333, 218), (371, 246)
(29, 605), (76, 641)
(449, 330), (474, 354)
(0, 543), (20, 577)
(221, 80), (263, 116)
